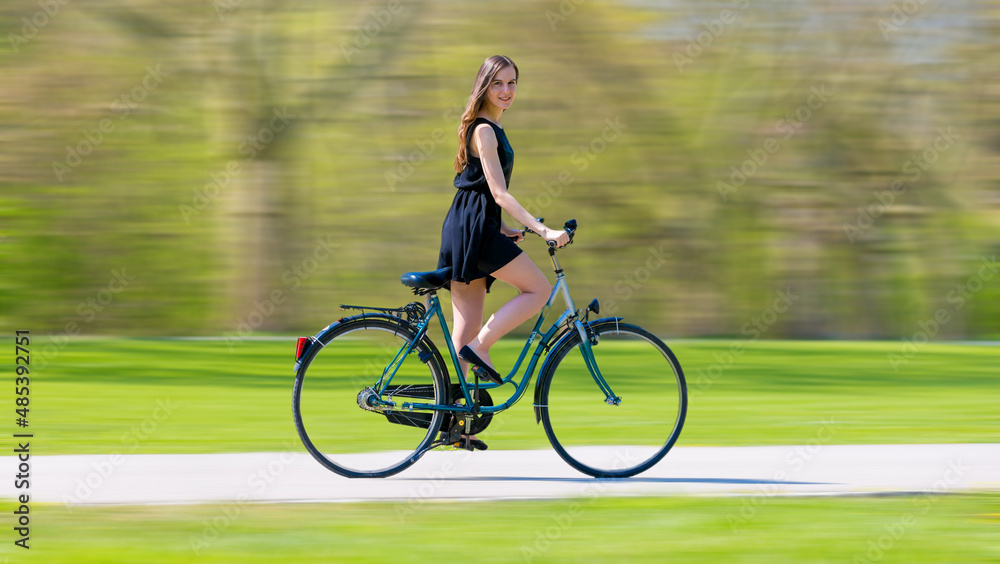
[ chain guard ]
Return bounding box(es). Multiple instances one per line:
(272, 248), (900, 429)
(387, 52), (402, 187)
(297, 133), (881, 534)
(443, 384), (493, 435)
(373, 384), (493, 434)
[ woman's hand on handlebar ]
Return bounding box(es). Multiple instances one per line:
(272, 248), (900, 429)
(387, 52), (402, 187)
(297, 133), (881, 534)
(501, 224), (524, 243)
(543, 227), (571, 248)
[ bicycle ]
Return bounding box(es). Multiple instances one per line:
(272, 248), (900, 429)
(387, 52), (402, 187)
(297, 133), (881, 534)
(292, 219), (687, 478)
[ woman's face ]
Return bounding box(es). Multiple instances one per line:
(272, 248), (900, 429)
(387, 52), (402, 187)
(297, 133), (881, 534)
(484, 65), (517, 112)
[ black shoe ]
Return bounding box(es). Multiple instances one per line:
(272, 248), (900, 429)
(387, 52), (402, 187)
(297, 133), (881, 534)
(459, 345), (503, 385)
(466, 437), (488, 451)
(446, 436), (488, 451)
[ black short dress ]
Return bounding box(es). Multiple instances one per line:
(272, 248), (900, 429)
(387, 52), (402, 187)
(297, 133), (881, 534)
(437, 117), (523, 292)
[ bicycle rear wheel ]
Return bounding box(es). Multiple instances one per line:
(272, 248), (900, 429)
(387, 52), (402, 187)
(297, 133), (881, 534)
(537, 321), (686, 478)
(292, 316), (450, 478)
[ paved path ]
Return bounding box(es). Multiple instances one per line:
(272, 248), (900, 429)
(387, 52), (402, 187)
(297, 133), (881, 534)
(4, 444), (997, 506)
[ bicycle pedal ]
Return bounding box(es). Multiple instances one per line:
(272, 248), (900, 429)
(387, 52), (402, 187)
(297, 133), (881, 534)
(471, 366), (488, 382)
(473, 366), (504, 386)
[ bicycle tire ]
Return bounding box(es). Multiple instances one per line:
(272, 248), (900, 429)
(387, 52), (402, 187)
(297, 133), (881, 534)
(537, 320), (687, 478)
(292, 315), (450, 478)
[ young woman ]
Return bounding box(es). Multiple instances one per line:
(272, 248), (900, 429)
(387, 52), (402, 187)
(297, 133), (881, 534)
(438, 55), (571, 392)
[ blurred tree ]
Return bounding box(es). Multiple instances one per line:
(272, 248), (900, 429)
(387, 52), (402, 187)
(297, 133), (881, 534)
(1, 0), (996, 339)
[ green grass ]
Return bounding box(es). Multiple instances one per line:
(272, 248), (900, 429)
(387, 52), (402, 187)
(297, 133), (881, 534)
(3, 495), (998, 562)
(28, 337), (999, 454)
(12, 338), (1000, 563)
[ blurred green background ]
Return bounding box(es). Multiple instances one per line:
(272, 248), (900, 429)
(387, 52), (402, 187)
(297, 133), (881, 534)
(2, 0), (997, 341)
(2, 3), (999, 561)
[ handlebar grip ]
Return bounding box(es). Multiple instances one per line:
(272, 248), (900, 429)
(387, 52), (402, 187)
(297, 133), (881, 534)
(530, 219), (577, 248)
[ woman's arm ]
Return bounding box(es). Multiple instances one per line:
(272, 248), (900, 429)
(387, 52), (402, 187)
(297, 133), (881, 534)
(473, 125), (570, 246)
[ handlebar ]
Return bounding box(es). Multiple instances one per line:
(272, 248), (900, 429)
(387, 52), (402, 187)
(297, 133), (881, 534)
(521, 218), (576, 248)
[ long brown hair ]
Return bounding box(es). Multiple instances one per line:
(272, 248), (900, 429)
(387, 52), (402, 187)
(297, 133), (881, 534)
(454, 55), (519, 172)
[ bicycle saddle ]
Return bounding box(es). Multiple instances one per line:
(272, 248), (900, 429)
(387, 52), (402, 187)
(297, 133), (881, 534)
(400, 266), (453, 290)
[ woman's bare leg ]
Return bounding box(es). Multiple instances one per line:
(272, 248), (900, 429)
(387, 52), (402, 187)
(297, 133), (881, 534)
(465, 253), (550, 366)
(449, 277), (488, 441)
(449, 277), (487, 378)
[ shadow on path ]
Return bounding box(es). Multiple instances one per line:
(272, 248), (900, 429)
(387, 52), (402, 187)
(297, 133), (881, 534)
(393, 476), (832, 486)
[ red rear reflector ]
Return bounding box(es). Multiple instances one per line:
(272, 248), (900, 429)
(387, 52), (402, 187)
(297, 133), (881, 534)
(295, 337), (310, 360)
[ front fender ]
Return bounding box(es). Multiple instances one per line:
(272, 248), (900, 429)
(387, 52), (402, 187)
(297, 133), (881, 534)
(532, 316), (624, 423)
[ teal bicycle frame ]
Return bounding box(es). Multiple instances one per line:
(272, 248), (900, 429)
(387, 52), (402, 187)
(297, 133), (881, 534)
(373, 246), (620, 417)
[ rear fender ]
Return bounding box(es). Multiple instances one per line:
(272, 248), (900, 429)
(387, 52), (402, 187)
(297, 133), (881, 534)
(293, 313), (423, 373)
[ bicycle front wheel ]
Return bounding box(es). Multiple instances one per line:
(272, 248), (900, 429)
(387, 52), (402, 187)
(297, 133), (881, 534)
(537, 321), (687, 478)
(292, 316), (450, 478)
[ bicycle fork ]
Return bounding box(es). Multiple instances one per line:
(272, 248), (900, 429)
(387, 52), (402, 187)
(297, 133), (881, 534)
(572, 319), (621, 406)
